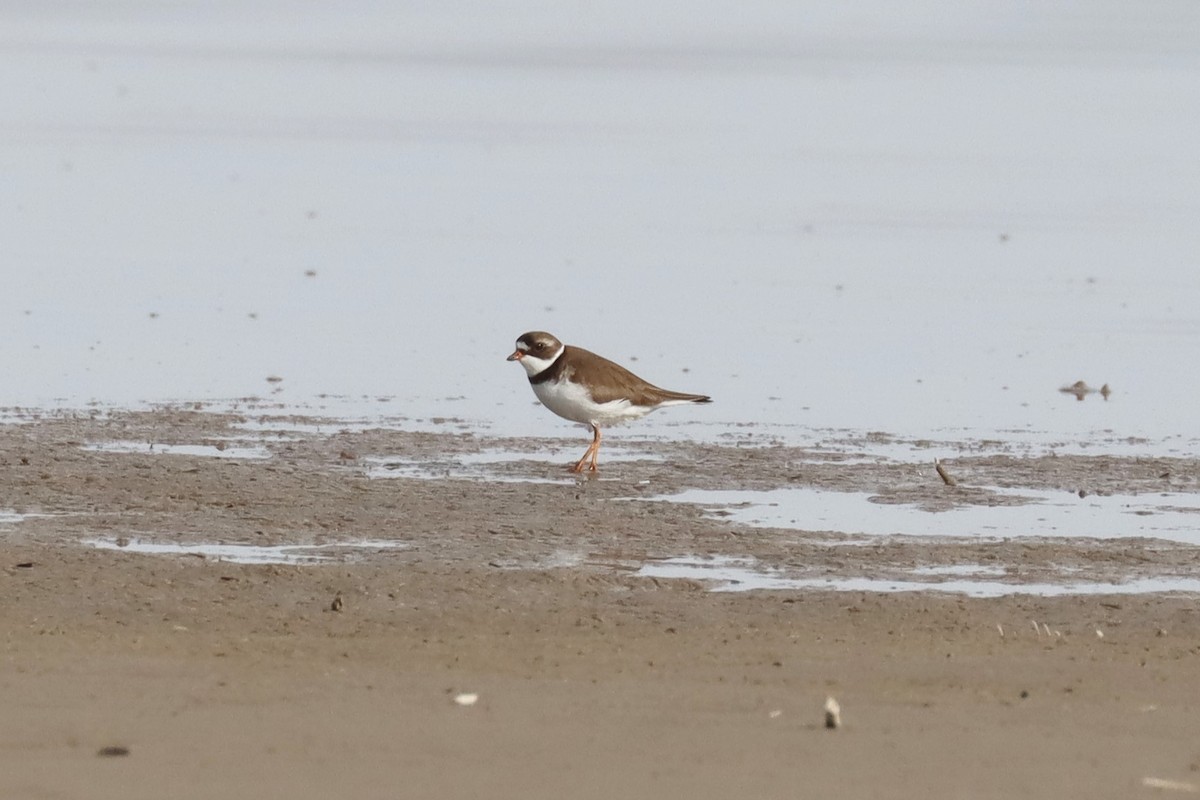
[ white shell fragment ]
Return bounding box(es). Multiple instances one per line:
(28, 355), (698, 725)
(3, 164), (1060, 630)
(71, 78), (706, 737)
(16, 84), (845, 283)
(454, 693), (479, 707)
(1141, 777), (1198, 793)
(824, 696), (841, 729)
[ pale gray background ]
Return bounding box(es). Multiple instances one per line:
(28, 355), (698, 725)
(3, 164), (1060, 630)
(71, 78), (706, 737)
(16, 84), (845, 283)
(3, 1), (1197, 446)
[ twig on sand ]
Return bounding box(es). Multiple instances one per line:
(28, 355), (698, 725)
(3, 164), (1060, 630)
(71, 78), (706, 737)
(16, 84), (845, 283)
(934, 459), (958, 487)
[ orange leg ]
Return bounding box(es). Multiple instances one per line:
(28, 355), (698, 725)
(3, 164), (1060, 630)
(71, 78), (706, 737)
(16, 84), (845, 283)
(587, 425), (602, 472)
(570, 425), (602, 473)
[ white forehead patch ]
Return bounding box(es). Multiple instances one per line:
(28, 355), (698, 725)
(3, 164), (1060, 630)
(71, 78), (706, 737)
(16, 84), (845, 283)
(515, 344), (564, 377)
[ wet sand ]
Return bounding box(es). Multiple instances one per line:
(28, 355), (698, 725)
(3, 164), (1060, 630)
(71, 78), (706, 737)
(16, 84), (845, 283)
(2, 408), (1199, 798)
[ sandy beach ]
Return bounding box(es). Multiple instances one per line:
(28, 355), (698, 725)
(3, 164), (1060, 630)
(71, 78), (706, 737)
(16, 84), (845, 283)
(2, 408), (1198, 799)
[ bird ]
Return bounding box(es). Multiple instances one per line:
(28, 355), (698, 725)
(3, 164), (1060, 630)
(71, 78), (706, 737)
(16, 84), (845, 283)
(506, 331), (711, 473)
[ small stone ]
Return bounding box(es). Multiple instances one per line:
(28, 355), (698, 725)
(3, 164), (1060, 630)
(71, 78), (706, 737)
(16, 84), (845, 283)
(824, 696), (841, 729)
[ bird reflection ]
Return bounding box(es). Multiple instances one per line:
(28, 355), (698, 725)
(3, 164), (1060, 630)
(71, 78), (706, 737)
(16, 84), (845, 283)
(1058, 381), (1111, 401)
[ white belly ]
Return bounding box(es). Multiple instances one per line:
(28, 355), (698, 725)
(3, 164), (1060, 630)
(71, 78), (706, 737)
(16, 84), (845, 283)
(532, 378), (651, 427)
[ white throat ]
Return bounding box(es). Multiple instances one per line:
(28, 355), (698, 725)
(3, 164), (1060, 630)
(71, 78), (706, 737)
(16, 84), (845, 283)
(518, 344), (565, 378)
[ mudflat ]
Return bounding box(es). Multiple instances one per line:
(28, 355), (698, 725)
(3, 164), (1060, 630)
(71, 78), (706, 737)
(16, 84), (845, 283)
(2, 408), (1198, 799)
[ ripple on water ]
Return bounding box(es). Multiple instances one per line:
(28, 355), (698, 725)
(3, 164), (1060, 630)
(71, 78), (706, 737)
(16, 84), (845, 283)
(364, 448), (661, 484)
(1, 509), (56, 525)
(82, 441), (272, 459)
(84, 538), (408, 565)
(637, 556), (1200, 597)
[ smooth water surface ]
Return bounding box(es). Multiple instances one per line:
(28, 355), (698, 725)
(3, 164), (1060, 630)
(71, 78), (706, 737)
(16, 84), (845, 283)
(655, 487), (1200, 545)
(2, 2), (1199, 451)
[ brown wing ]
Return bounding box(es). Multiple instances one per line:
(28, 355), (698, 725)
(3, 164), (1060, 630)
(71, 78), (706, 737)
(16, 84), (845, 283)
(564, 346), (712, 406)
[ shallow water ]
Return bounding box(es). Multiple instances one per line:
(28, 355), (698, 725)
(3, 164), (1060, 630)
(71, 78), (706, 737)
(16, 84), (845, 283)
(84, 538), (408, 565)
(637, 556), (1200, 598)
(364, 447), (662, 483)
(3, 2), (1200, 455)
(652, 487), (1200, 545)
(83, 441), (273, 459)
(230, 411), (481, 437)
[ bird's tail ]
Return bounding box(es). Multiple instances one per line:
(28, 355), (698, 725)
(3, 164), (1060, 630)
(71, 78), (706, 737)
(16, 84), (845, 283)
(652, 389), (712, 405)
